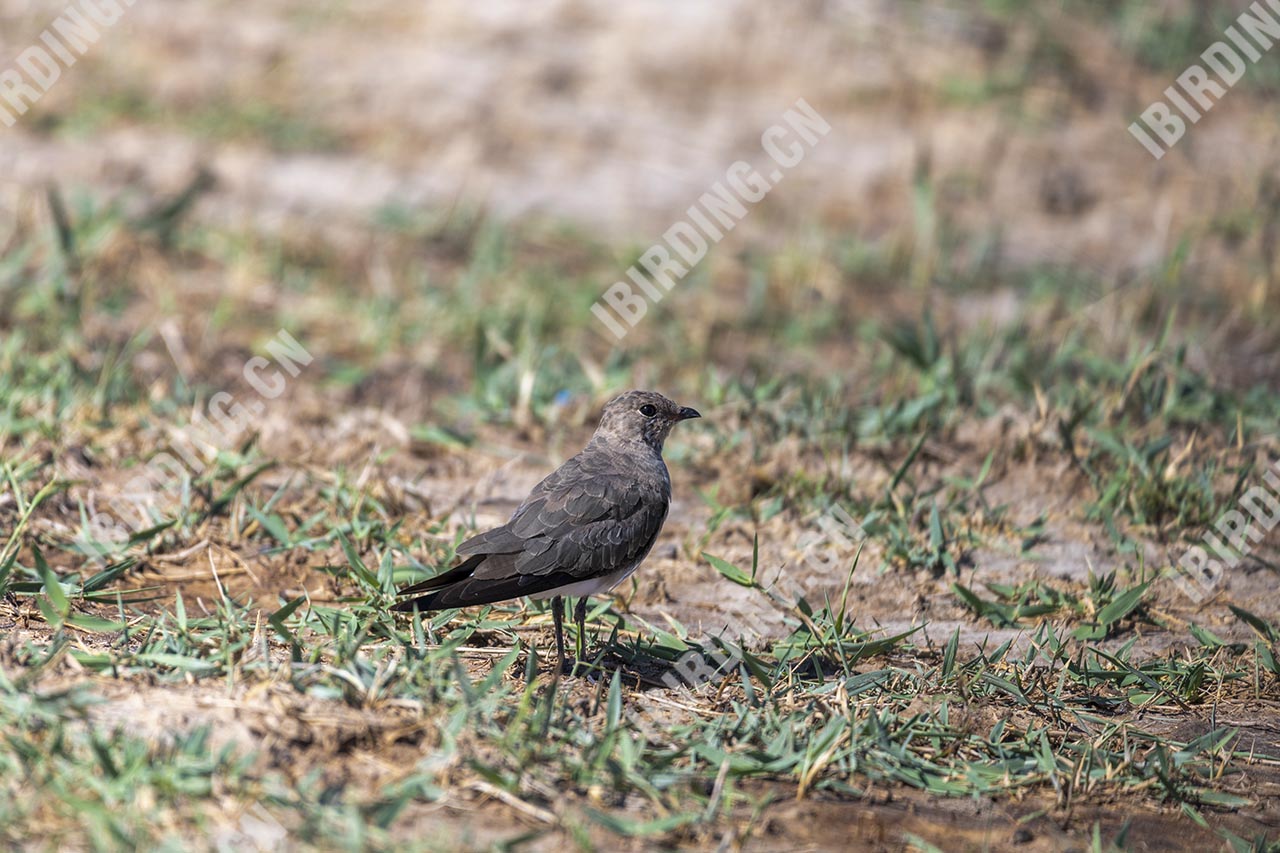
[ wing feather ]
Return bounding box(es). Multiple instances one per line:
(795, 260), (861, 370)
(393, 443), (671, 613)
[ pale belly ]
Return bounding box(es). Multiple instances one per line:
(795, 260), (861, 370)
(528, 561), (642, 600)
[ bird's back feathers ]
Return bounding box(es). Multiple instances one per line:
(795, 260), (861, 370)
(392, 435), (670, 612)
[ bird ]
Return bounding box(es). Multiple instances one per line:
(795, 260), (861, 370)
(392, 390), (700, 670)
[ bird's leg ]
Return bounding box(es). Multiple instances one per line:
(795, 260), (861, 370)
(552, 595), (566, 672)
(573, 597), (588, 674)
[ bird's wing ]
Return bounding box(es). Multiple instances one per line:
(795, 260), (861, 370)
(391, 553), (487, 599)
(393, 446), (670, 611)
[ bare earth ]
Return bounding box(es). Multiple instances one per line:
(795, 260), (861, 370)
(1, 1), (1279, 850)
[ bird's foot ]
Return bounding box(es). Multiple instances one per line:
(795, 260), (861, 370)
(551, 649), (604, 679)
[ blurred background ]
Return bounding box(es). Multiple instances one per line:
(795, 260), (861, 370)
(2, 1), (1276, 281)
(2, 0), (1278, 620)
(3, 2), (1280, 847)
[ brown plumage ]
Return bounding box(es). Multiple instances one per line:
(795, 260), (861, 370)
(393, 390), (700, 667)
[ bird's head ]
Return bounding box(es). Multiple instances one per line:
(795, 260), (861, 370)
(595, 390), (700, 452)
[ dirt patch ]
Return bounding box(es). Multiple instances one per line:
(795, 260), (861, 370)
(3, 0), (1280, 848)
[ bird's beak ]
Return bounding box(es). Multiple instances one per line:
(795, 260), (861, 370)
(676, 406), (701, 421)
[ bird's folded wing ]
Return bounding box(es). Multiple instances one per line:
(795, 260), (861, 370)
(478, 449), (667, 579)
(392, 553), (486, 598)
(393, 449), (670, 608)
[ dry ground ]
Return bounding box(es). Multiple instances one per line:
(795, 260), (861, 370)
(2, 1), (1280, 850)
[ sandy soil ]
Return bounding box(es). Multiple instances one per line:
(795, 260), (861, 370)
(2, 0), (1280, 849)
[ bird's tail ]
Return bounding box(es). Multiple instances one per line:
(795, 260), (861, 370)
(390, 592), (441, 613)
(390, 554), (484, 612)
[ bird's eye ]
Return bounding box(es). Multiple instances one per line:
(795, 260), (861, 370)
(639, 404), (657, 417)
